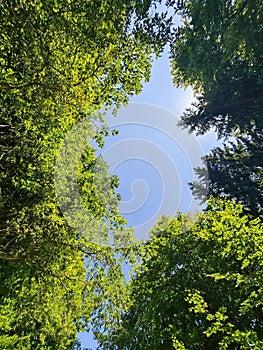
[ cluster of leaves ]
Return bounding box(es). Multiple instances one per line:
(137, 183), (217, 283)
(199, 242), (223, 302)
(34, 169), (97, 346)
(190, 134), (263, 217)
(100, 199), (263, 349)
(170, 0), (263, 216)
(0, 0), (171, 348)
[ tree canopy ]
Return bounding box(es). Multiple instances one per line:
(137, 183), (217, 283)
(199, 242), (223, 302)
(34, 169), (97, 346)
(169, 0), (263, 216)
(0, 0), (168, 348)
(100, 199), (263, 349)
(1, 0), (262, 348)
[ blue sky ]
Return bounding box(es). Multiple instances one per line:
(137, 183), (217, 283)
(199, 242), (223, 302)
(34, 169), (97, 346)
(101, 50), (219, 241)
(78, 50), (220, 349)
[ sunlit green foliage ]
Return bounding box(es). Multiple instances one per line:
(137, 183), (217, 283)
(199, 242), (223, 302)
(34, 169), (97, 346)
(102, 199), (263, 349)
(0, 0), (167, 348)
(1, 0), (262, 348)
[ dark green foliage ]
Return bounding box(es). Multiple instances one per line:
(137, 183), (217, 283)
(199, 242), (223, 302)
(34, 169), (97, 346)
(170, 0), (263, 217)
(190, 135), (263, 216)
(178, 63), (263, 137)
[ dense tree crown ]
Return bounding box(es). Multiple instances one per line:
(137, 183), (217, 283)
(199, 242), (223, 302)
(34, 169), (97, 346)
(99, 199), (263, 349)
(0, 0), (167, 348)
(1, 0), (262, 349)
(170, 0), (263, 216)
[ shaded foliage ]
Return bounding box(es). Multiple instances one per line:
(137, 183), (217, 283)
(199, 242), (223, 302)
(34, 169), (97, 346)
(170, 0), (263, 216)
